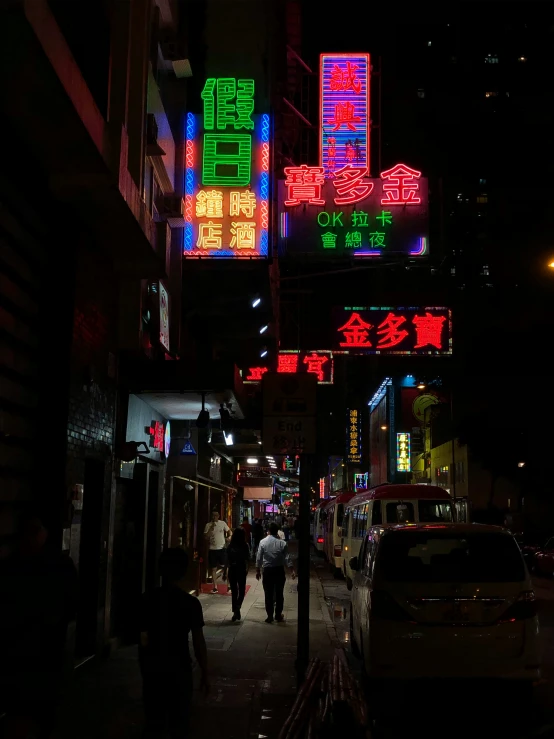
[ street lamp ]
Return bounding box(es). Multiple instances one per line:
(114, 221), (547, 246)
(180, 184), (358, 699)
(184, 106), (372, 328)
(518, 461), (526, 468)
(548, 261), (554, 269)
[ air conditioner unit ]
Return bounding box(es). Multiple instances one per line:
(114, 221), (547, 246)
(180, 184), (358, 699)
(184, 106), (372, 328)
(157, 195), (185, 229)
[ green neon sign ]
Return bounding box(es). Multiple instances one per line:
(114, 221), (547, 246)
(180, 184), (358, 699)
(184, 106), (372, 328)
(317, 210), (394, 250)
(201, 77), (255, 131)
(201, 77), (255, 186)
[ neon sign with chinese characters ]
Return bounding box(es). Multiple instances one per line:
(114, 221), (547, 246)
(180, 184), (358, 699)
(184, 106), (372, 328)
(244, 350), (333, 385)
(184, 78), (270, 258)
(347, 409), (362, 464)
(397, 433), (411, 472)
(279, 163), (428, 257)
(147, 421), (165, 452)
(320, 54), (370, 178)
(333, 307), (452, 355)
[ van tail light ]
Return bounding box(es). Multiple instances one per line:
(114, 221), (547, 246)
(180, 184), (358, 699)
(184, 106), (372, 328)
(334, 545), (342, 557)
(317, 537), (324, 544)
(497, 591), (537, 623)
(371, 590), (415, 623)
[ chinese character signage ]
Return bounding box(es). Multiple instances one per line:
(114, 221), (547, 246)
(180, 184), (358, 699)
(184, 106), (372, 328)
(147, 421), (165, 452)
(159, 281), (170, 351)
(319, 477), (326, 498)
(397, 433), (411, 472)
(333, 307), (452, 355)
(278, 163), (428, 257)
(320, 54), (370, 178)
(347, 409), (361, 464)
(354, 472), (368, 490)
(244, 350), (333, 385)
(184, 78), (270, 258)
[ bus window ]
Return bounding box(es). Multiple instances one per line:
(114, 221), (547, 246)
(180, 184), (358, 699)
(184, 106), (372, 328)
(359, 504), (368, 539)
(386, 502), (414, 523)
(418, 500), (453, 522)
(337, 504), (345, 528)
(371, 502), (382, 525)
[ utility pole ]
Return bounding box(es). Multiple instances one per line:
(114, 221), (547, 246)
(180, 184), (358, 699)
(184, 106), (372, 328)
(296, 453), (312, 683)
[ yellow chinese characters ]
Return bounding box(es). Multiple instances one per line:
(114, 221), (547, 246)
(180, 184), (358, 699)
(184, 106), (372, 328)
(230, 222), (256, 250)
(196, 221), (222, 249)
(196, 190), (223, 218)
(230, 190), (257, 218)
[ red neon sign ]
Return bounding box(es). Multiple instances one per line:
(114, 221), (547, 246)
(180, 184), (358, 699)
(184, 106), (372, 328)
(246, 367), (268, 381)
(147, 421), (165, 452)
(333, 308), (451, 355)
(337, 312), (373, 347)
(283, 165), (326, 206)
(332, 165), (374, 206)
(302, 352), (329, 382)
(320, 54), (370, 177)
(380, 163), (422, 205)
(277, 354), (299, 373)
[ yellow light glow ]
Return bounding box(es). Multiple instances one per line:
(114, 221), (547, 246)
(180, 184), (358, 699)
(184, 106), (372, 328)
(380, 425), (387, 430)
(548, 261), (554, 269)
(417, 383), (426, 390)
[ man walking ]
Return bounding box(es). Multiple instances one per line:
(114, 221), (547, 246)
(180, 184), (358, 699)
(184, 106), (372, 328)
(256, 522), (296, 623)
(204, 510), (230, 594)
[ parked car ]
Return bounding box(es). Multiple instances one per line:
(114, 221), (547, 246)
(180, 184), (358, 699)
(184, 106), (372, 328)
(350, 523), (541, 684)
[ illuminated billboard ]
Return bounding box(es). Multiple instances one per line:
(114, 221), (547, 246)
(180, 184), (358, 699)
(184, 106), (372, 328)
(347, 409), (362, 464)
(278, 163), (428, 257)
(333, 307), (452, 355)
(243, 350), (333, 385)
(184, 78), (269, 258)
(320, 53), (370, 178)
(396, 433), (411, 472)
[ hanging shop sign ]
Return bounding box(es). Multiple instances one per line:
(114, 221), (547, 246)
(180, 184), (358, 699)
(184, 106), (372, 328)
(346, 409), (362, 464)
(397, 433), (411, 472)
(354, 472), (368, 490)
(278, 163), (428, 257)
(147, 420), (165, 452)
(183, 78), (270, 258)
(320, 53), (370, 178)
(244, 350), (334, 385)
(333, 307), (452, 355)
(159, 281), (170, 351)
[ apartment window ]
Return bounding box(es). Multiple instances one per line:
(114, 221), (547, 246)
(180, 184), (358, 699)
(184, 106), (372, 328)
(477, 195), (488, 204)
(485, 91), (499, 98)
(482, 265), (490, 276)
(417, 88), (425, 99)
(450, 267), (456, 275)
(485, 55), (499, 64)
(479, 178), (487, 185)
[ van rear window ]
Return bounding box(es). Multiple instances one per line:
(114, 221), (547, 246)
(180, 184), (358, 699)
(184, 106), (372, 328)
(378, 532), (525, 583)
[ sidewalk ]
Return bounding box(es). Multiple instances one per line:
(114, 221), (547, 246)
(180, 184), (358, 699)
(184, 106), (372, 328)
(55, 564), (337, 739)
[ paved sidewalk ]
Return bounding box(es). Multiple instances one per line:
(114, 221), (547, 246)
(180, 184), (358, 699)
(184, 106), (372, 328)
(55, 565), (337, 739)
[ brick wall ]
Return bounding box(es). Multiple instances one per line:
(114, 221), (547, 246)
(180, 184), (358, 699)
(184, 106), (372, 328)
(65, 243), (119, 653)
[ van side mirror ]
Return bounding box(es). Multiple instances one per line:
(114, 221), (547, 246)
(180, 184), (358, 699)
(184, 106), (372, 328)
(349, 556), (359, 572)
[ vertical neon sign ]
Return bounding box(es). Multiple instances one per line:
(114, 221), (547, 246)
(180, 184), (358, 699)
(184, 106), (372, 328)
(320, 53), (370, 178)
(183, 80), (269, 258)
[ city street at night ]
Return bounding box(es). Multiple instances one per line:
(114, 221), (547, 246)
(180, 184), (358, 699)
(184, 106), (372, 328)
(2, 0), (554, 737)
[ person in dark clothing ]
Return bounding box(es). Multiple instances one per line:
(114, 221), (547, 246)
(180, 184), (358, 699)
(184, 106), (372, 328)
(139, 548), (209, 739)
(252, 519), (264, 559)
(227, 528), (250, 621)
(0, 506), (78, 739)
(256, 523), (296, 623)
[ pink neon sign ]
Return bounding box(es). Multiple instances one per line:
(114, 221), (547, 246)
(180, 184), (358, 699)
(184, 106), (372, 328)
(320, 54), (370, 178)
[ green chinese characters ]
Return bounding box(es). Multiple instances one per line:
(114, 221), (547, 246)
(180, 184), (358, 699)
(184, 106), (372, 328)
(317, 210), (393, 250)
(201, 78), (255, 186)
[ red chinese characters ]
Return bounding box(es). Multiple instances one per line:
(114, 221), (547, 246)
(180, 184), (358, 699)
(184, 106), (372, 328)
(333, 165), (374, 206)
(335, 309), (448, 353)
(148, 421), (165, 451)
(302, 352), (329, 381)
(380, 163), (422, 205)
(337, 312), (373, 347)
(246, 367), (268, 381)
(329, 101), (362, 132)
(277, 354), (299, 373)
(376, 312), (409, 349)
(329, 62), (362, 94)
(413, 312), (446, 349)
(283, 165), (325, 206)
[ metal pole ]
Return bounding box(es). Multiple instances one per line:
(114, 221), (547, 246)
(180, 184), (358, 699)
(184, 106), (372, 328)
(450, 391), (457, 500)
(296, 453), (311, 683)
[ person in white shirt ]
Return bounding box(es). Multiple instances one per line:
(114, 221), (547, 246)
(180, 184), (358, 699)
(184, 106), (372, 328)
(204, 511), (230, 594)
(256, 523), (296, 623)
